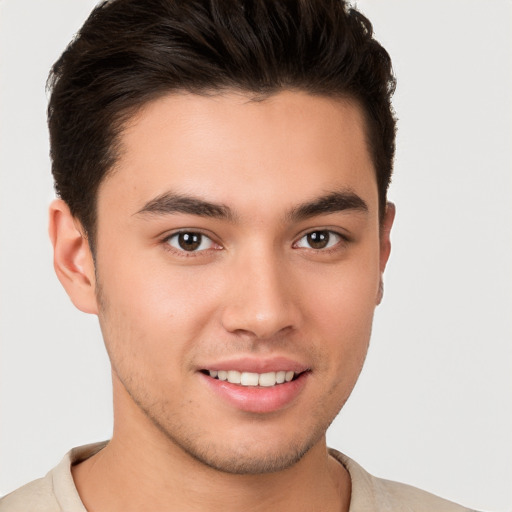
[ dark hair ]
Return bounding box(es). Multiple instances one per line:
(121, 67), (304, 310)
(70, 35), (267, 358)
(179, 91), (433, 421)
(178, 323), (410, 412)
(48, 0), (396, 248)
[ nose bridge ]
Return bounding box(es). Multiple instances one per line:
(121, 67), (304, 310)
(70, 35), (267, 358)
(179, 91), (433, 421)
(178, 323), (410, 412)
(221, 241), (298, 338)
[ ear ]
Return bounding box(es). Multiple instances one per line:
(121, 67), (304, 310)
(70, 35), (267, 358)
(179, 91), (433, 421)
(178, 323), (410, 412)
(376, 202), (395, 304)
(379, 202), (395, 273)
(48, 199), (98, 314)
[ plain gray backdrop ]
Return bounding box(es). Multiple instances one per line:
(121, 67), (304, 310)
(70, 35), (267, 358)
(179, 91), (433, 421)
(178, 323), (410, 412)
(1, 1), (511, 510)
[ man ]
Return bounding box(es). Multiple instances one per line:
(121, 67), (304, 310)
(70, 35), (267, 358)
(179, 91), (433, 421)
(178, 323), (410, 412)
(0, 1), (484, 510)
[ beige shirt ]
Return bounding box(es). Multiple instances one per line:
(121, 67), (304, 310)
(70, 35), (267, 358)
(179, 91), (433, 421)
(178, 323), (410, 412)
(0, 442), (477, 511)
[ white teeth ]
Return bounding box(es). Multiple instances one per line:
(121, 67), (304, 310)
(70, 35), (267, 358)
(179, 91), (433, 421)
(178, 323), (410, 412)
(207, 369), (298, 387)
(227, 370), (241, 384)
(258, 372), (277, 387)
(240, 372), (259, 386)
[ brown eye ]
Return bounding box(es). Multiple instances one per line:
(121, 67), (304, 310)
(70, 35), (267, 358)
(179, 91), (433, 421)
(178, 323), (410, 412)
(307, 231), (330, 249)
(167, 232), (215, 252)
(178, 233), (201, 251)
(295, 230), (342, 250)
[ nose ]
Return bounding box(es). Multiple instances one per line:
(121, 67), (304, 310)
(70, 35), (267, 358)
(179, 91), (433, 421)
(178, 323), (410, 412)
(221, 249), (300, 339)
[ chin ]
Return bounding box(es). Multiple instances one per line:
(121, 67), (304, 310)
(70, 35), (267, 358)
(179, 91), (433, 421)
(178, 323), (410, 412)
(149, 410), (332, 475)
(177, 437), (316, 475)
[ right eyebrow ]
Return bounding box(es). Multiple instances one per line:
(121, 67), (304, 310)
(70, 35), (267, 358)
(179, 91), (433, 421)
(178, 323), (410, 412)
(134, 191), (236, 221)
(287, 189), (368, 222)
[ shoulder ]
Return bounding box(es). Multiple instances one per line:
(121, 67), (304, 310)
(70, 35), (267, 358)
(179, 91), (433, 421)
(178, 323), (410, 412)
(0, 442), (107, 512)
(329, 448), (479, 512)
(0, 473), (60, 512)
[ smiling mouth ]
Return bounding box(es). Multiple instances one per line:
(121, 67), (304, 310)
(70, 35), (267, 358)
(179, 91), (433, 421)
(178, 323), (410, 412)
(201, 370), (304, 387)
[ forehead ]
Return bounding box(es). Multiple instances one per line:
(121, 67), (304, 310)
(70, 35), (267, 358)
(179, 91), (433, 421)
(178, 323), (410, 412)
(100, 90), (377, 218)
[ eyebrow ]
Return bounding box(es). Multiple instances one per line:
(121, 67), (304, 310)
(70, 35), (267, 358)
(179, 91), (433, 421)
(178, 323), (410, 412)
(287, 189), (368, 221)
(136, 192), (235, 220)
(136, 188), (368, 222)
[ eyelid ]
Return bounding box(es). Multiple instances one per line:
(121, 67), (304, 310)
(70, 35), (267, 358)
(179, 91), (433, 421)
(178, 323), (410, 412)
(161, 227), (219, 242)
(162, 229), (223, 255)
(293, 228), (349, 250)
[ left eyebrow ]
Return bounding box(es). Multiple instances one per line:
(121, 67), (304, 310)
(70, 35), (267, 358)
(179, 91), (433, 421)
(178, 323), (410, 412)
(287, 189), (368, 222)
(135, 192), (236, 221)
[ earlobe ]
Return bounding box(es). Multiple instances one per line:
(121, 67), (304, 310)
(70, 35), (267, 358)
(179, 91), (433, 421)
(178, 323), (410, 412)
(376, 277), (384, 305)
(48, 199), (98, 314)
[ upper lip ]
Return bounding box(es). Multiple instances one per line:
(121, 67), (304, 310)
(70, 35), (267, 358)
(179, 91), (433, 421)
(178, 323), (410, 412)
(198, 356), (310, 374)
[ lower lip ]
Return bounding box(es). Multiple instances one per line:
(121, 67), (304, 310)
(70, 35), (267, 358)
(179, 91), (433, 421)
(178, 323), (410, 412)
(200, 372), (309, 414)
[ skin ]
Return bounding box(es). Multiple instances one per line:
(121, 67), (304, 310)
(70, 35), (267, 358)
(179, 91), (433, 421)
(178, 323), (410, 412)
(49, 90), (394, 512)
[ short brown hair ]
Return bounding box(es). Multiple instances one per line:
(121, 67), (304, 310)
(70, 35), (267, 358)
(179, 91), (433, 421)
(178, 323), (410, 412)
(48, 0), (396, 249)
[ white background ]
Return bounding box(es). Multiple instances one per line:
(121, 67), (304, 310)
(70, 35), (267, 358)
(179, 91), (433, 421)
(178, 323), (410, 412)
(0, 1), (510, 510)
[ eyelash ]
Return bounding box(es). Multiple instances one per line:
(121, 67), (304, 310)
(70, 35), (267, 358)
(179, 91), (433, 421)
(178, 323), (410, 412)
(161, 229), (348, 256)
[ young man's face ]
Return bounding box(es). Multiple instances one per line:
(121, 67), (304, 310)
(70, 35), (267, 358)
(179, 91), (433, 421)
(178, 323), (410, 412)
(87, 91), (393, 473)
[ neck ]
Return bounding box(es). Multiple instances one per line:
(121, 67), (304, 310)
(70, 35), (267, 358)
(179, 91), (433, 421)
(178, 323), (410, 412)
(72, 380), (351, 512)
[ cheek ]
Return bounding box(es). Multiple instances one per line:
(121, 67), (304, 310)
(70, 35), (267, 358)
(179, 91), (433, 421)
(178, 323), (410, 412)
(303, 253), (380, 326)
(99, 247), (222, 318)
(300, 252), (380, 368)
(95, 255), (224, 370)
